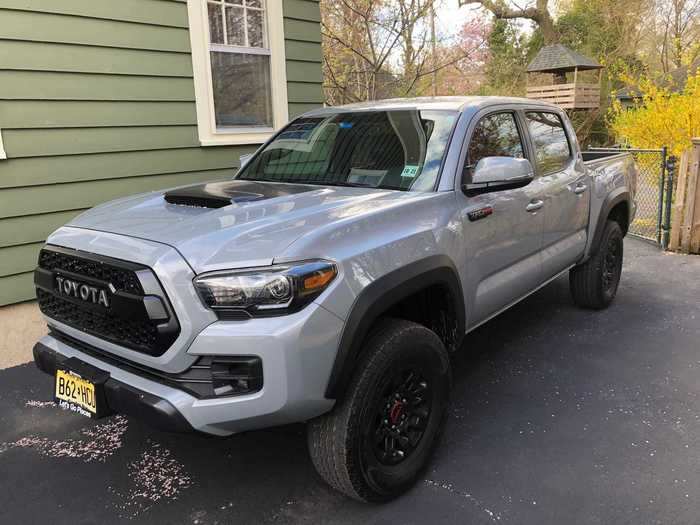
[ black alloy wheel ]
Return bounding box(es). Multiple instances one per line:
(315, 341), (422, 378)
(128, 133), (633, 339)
(370, 368), (432, 466)
(601, 233), (623, 297)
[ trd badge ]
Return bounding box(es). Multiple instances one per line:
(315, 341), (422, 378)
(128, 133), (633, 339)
(468, 206), (494, 222)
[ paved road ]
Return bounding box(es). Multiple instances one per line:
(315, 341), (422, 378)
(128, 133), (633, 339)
(1, 238), (699, 524)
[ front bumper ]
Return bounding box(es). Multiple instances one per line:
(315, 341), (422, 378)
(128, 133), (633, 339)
(34, 342), (193, 433)
(34, 302), (343, 436)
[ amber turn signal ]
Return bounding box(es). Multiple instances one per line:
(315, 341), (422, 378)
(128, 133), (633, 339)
(302, 266), (338, 293)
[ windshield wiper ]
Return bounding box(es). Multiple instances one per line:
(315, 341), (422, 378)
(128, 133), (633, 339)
(244, 177), (404, 191)
(314, 181), (405, 191)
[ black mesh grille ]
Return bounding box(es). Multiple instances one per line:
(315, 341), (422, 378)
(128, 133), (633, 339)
(39, 249), (143, 294)
(37, 290), (158, 351)
(36, 247), (180, 355)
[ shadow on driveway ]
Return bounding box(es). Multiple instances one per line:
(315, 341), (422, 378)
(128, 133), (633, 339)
(1, 239), (699, 524)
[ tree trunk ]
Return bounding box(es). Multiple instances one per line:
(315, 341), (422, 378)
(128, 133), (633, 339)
(461, 0), (558, 44)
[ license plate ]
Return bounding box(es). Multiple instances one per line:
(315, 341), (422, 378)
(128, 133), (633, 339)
(55, 369), (97, 416)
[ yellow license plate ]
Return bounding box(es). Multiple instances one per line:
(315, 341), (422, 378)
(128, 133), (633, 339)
(55, 369), (97, 415)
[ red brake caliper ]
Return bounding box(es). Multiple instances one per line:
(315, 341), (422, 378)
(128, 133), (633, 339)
(389, 399), (403, 425)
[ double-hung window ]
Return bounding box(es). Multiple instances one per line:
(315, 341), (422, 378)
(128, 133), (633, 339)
(187, 0), (288, 146)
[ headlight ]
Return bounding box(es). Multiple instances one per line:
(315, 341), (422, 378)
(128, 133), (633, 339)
(193, 260), (337, 316)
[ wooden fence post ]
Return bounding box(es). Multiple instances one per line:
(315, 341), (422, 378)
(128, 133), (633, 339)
(686, 139), (700, 253)
(670, 138), (700, 254)
(669, 150), (689, 251)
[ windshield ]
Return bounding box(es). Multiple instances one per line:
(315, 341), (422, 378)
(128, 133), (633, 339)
(236, 110), (458, 191)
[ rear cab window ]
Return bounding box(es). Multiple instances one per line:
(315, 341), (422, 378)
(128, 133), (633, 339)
(524, 111), (572, 174)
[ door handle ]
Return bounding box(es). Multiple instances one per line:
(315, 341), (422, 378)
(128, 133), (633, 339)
(525, 200), (544, 212)
(573, 183), (587, 195)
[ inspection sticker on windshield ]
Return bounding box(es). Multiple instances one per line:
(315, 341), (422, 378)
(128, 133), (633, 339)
(401, 165), (421, 178)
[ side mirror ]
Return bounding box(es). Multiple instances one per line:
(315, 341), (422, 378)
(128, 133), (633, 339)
(239, 153), (253, 169)
(463, 157), (534, 196)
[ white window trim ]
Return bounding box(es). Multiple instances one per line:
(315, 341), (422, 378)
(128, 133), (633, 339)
(186, 0), (289, 146)
(0, 129), (6, 160)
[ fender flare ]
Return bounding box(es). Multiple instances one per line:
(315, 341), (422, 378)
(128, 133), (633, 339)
(324, 255), (465, 400)
(590, 190), (630, 254)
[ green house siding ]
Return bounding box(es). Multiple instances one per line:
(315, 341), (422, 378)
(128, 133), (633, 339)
(0, 0), (323, 306)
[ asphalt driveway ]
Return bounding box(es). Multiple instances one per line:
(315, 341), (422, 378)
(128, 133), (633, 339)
(1, 238), (699, 524)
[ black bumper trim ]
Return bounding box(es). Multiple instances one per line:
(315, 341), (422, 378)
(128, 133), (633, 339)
(33, 342), (194, 433)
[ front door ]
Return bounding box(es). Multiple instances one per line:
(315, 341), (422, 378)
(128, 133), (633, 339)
(524, 111), (590, 279)
(457, 111), (547, 328)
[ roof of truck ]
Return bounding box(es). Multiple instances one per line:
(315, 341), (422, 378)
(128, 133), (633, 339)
(303, 96), (558, 115)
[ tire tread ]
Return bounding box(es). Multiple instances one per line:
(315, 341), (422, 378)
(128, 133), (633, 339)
(570, 220), (623, 309)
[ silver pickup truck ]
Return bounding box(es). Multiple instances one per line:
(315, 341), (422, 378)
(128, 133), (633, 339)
(32, 97), (637, 501)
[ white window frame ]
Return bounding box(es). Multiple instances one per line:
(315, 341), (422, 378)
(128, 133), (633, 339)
(186, 0), (289, 146)
(0, 129), (6, 160)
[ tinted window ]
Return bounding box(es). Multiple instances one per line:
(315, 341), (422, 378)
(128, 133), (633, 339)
(238, 110), (458, 192)
(467, 112), (524, 168)
(525, 112), (572, 174)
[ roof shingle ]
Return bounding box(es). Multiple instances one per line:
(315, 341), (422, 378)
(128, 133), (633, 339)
(527, 44), (602, 73)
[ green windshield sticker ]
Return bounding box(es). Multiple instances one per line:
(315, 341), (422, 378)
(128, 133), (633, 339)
(401, 165), (421, 178)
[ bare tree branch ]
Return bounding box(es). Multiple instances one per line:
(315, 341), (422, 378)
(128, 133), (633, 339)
(458, 0), (558, 43)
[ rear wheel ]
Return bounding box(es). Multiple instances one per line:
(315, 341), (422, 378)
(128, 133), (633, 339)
(570, 220), (624, 309)
(307, 318), (451, 502)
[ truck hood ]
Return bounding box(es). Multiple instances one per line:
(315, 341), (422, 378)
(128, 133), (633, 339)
(67, 180), (434, 273)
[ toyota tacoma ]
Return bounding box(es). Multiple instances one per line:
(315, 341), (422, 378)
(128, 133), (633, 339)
(32, 97), (637, 501)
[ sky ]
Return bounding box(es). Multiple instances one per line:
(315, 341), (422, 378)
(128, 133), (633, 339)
(434, 1), (535, 44)
(434, 0), (476, 43)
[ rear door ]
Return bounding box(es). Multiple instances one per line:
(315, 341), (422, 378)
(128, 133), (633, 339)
(457, 109), (547, 327)
(524, 110), (590, 279)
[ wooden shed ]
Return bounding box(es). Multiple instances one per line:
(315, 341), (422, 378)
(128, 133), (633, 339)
(526, 44), (603, 110)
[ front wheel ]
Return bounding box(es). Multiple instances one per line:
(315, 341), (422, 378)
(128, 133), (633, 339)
(307, 318), (451, 502)
(570, 220), (624, 309)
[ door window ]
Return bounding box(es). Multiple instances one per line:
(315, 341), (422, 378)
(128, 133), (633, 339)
(525, 112), (572, 174)
(467, 112), (525, 170)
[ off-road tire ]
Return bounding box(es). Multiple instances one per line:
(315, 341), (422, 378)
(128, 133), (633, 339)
(307, 318), (451, 502)
(570, 220), (624, 309)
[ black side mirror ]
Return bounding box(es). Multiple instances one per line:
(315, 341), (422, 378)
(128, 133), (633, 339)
(462, 157), (534, 197)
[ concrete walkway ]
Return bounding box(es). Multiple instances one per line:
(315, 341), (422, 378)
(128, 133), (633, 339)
(1, 238), (698, 524)
(0, 301), (46, 369)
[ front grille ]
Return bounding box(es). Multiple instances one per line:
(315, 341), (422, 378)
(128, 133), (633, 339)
(38, 290), (159, 350)
(39, 249), (143, 294)
(35, 246), (180, 356)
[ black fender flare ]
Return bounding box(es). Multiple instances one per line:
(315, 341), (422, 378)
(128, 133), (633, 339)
(324, 255), (465, 400)
(590, 190), (630, 253)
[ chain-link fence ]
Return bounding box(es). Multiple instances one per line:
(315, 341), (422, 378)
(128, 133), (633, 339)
(588, 147), (669, 244)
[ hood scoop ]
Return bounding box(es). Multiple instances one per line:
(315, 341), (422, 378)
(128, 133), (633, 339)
(164, 180), (315, 209)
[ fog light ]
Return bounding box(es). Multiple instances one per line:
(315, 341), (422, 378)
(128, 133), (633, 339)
(211, 357), (262, 396)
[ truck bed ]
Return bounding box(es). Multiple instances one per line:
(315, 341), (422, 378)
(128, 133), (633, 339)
(581, 150), (630, 166)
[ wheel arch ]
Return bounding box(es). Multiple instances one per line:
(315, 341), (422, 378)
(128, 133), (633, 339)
(324, 255), (465, 400)
(590, 190), (631, 254)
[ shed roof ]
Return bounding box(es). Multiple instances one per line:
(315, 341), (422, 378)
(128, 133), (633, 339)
(527, 44), (602, 73)
(616, 59), (700, 100)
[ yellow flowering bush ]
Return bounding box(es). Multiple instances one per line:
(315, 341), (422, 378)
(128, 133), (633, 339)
(609, 71), (700, 157)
